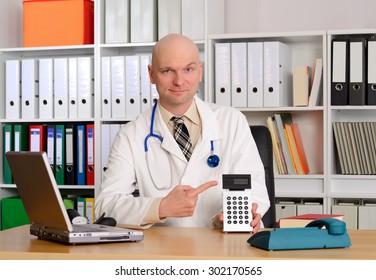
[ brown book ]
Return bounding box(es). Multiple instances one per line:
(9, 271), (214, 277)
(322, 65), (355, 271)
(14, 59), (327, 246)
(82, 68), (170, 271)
(290, 123), (310, 174)
(293, 66), (311, 106)
(285, 124), (303, 174)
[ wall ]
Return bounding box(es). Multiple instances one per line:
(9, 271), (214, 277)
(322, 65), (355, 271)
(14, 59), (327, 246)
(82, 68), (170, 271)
(0, 0), (23, 48)
(225, 0), (376, 34)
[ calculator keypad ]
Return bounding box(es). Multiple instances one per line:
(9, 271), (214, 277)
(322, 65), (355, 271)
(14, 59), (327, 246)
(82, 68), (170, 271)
(223, 191), (252, 232)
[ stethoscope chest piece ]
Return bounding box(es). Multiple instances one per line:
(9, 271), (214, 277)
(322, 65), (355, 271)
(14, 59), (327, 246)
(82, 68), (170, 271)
(207, 140), (220, 168)
(207, 154), (220, 168)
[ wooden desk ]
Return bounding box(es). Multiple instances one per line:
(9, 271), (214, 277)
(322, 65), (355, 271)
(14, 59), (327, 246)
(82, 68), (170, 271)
(0, 225), (375, 260)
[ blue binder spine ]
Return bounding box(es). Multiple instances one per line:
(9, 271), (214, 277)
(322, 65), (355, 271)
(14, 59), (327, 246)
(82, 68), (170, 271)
(76, 124), (86, 185)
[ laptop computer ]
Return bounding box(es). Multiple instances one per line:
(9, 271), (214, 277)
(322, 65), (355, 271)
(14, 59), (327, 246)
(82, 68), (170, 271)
(5, 151), (144, 244)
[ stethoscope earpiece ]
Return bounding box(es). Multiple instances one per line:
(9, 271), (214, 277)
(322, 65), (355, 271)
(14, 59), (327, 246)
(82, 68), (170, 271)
(207, 154), (220, 168)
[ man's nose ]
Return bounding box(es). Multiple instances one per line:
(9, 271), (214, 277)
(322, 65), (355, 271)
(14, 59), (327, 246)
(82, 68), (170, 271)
(173, 72), (184, 86)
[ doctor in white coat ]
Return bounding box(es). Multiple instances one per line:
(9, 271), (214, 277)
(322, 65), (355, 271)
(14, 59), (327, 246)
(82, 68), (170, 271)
(95, 34), (270, 232)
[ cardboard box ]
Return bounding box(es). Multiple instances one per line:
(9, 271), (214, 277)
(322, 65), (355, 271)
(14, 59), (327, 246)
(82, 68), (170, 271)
(1, 196), (30, 230)
(23, 0), (94, 47)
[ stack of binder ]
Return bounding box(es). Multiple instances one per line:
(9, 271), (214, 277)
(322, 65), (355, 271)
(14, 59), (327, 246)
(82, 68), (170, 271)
(214, 41), (292, 108)
(2, 123), (95, 186)
(5, 56), (94, 120)
(102, 55), (157, 119)
(331, 35), (376, 105)
(104, 0), (205, 44)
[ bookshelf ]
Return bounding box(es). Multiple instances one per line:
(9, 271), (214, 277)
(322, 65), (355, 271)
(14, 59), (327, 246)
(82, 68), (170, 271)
(0, 0), (226, 227)
(207, 31), (327, 209)
(208, 29), (376, 226)
(327, 29), (376, 208)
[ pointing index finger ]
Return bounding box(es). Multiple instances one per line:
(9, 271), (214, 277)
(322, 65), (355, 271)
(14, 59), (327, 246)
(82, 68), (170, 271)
(188, 180), (218, 197)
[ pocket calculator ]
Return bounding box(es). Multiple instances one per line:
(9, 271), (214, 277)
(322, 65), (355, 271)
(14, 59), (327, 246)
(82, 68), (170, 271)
(222, 174), (252, 232)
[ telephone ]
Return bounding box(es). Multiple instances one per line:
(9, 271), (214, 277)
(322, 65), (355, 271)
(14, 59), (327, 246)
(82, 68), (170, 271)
(222, 174), (252, 232)
(247, 218), (351, 251)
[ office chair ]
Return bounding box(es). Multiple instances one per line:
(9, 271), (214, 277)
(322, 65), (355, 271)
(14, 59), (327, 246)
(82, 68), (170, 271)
(250, 125), (277, 228)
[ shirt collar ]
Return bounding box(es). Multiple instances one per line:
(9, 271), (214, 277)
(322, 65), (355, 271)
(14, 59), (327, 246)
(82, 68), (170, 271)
(158, 100), (201, 126)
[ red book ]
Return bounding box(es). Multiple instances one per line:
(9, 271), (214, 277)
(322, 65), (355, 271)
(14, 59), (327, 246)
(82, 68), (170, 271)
(291, 123), (310, 174)
(278, 214), (344, 228)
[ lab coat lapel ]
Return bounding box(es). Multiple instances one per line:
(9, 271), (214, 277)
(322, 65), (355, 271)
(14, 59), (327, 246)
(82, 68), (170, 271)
(187, 97), (223, 164)
(153, 105), (187, 162)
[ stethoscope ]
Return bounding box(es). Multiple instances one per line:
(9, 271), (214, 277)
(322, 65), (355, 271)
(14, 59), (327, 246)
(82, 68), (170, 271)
(144, 101), (220, 190)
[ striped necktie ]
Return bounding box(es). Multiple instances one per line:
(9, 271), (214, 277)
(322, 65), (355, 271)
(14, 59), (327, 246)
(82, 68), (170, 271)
(171, 116), (193, 161)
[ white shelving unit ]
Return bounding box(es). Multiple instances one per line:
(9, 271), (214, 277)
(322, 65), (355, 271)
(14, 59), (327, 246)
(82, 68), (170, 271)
(207, 29), (376, 219)
(207, 30), (328, 209)
(327, 29), (376, 209)
(0, 0), (226, 226)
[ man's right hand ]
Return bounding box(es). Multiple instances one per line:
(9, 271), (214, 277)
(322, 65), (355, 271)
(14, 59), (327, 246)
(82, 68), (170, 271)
(159, 180), (218, 219)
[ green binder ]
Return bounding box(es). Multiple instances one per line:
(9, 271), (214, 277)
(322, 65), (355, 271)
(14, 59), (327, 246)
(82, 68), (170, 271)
(3, 124), (14, 184)
(13, 124), (29, 152)
(55, 124), (66, 185)
(1, 196), (30, 230)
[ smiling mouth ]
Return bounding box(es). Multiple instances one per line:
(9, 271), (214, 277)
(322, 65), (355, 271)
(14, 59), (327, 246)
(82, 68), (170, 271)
(170, 89), (188, 94)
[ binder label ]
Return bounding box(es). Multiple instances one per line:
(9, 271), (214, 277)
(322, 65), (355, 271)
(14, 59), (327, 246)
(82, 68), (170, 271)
(30, 129), (41, 151)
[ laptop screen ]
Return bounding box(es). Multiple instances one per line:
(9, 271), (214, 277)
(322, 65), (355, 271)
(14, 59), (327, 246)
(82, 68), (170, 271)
(6, 151), (74, 232)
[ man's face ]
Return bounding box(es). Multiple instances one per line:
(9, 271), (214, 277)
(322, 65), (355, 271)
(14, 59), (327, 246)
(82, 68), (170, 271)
(148, 40), (202, 113)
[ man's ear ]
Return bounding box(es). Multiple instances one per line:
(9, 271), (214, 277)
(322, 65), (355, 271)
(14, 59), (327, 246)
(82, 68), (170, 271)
(198, 61), (203, 82)
(148, 64), (155, 84)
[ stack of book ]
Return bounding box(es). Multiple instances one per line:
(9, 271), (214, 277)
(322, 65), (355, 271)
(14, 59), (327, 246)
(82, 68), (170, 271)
(333, 121), (376, 175)
(266, 113), (310, 175)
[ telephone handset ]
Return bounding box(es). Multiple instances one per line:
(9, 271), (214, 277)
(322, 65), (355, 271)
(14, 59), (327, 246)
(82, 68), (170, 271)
(247, 218), (352, 251)
(306, 218), (347, 235)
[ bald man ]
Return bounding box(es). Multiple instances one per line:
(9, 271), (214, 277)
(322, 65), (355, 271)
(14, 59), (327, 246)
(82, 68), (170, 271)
(95, 34), (270, 232)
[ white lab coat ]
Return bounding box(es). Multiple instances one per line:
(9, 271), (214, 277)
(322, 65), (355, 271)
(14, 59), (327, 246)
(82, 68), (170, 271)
(95, 97), (270, 228)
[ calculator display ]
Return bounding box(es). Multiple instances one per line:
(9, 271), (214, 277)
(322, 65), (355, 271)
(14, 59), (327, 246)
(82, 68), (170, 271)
(222, 174), (251, 190)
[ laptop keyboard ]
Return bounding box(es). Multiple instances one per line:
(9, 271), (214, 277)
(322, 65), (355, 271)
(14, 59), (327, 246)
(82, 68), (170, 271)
(72, 224), (109, 232)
